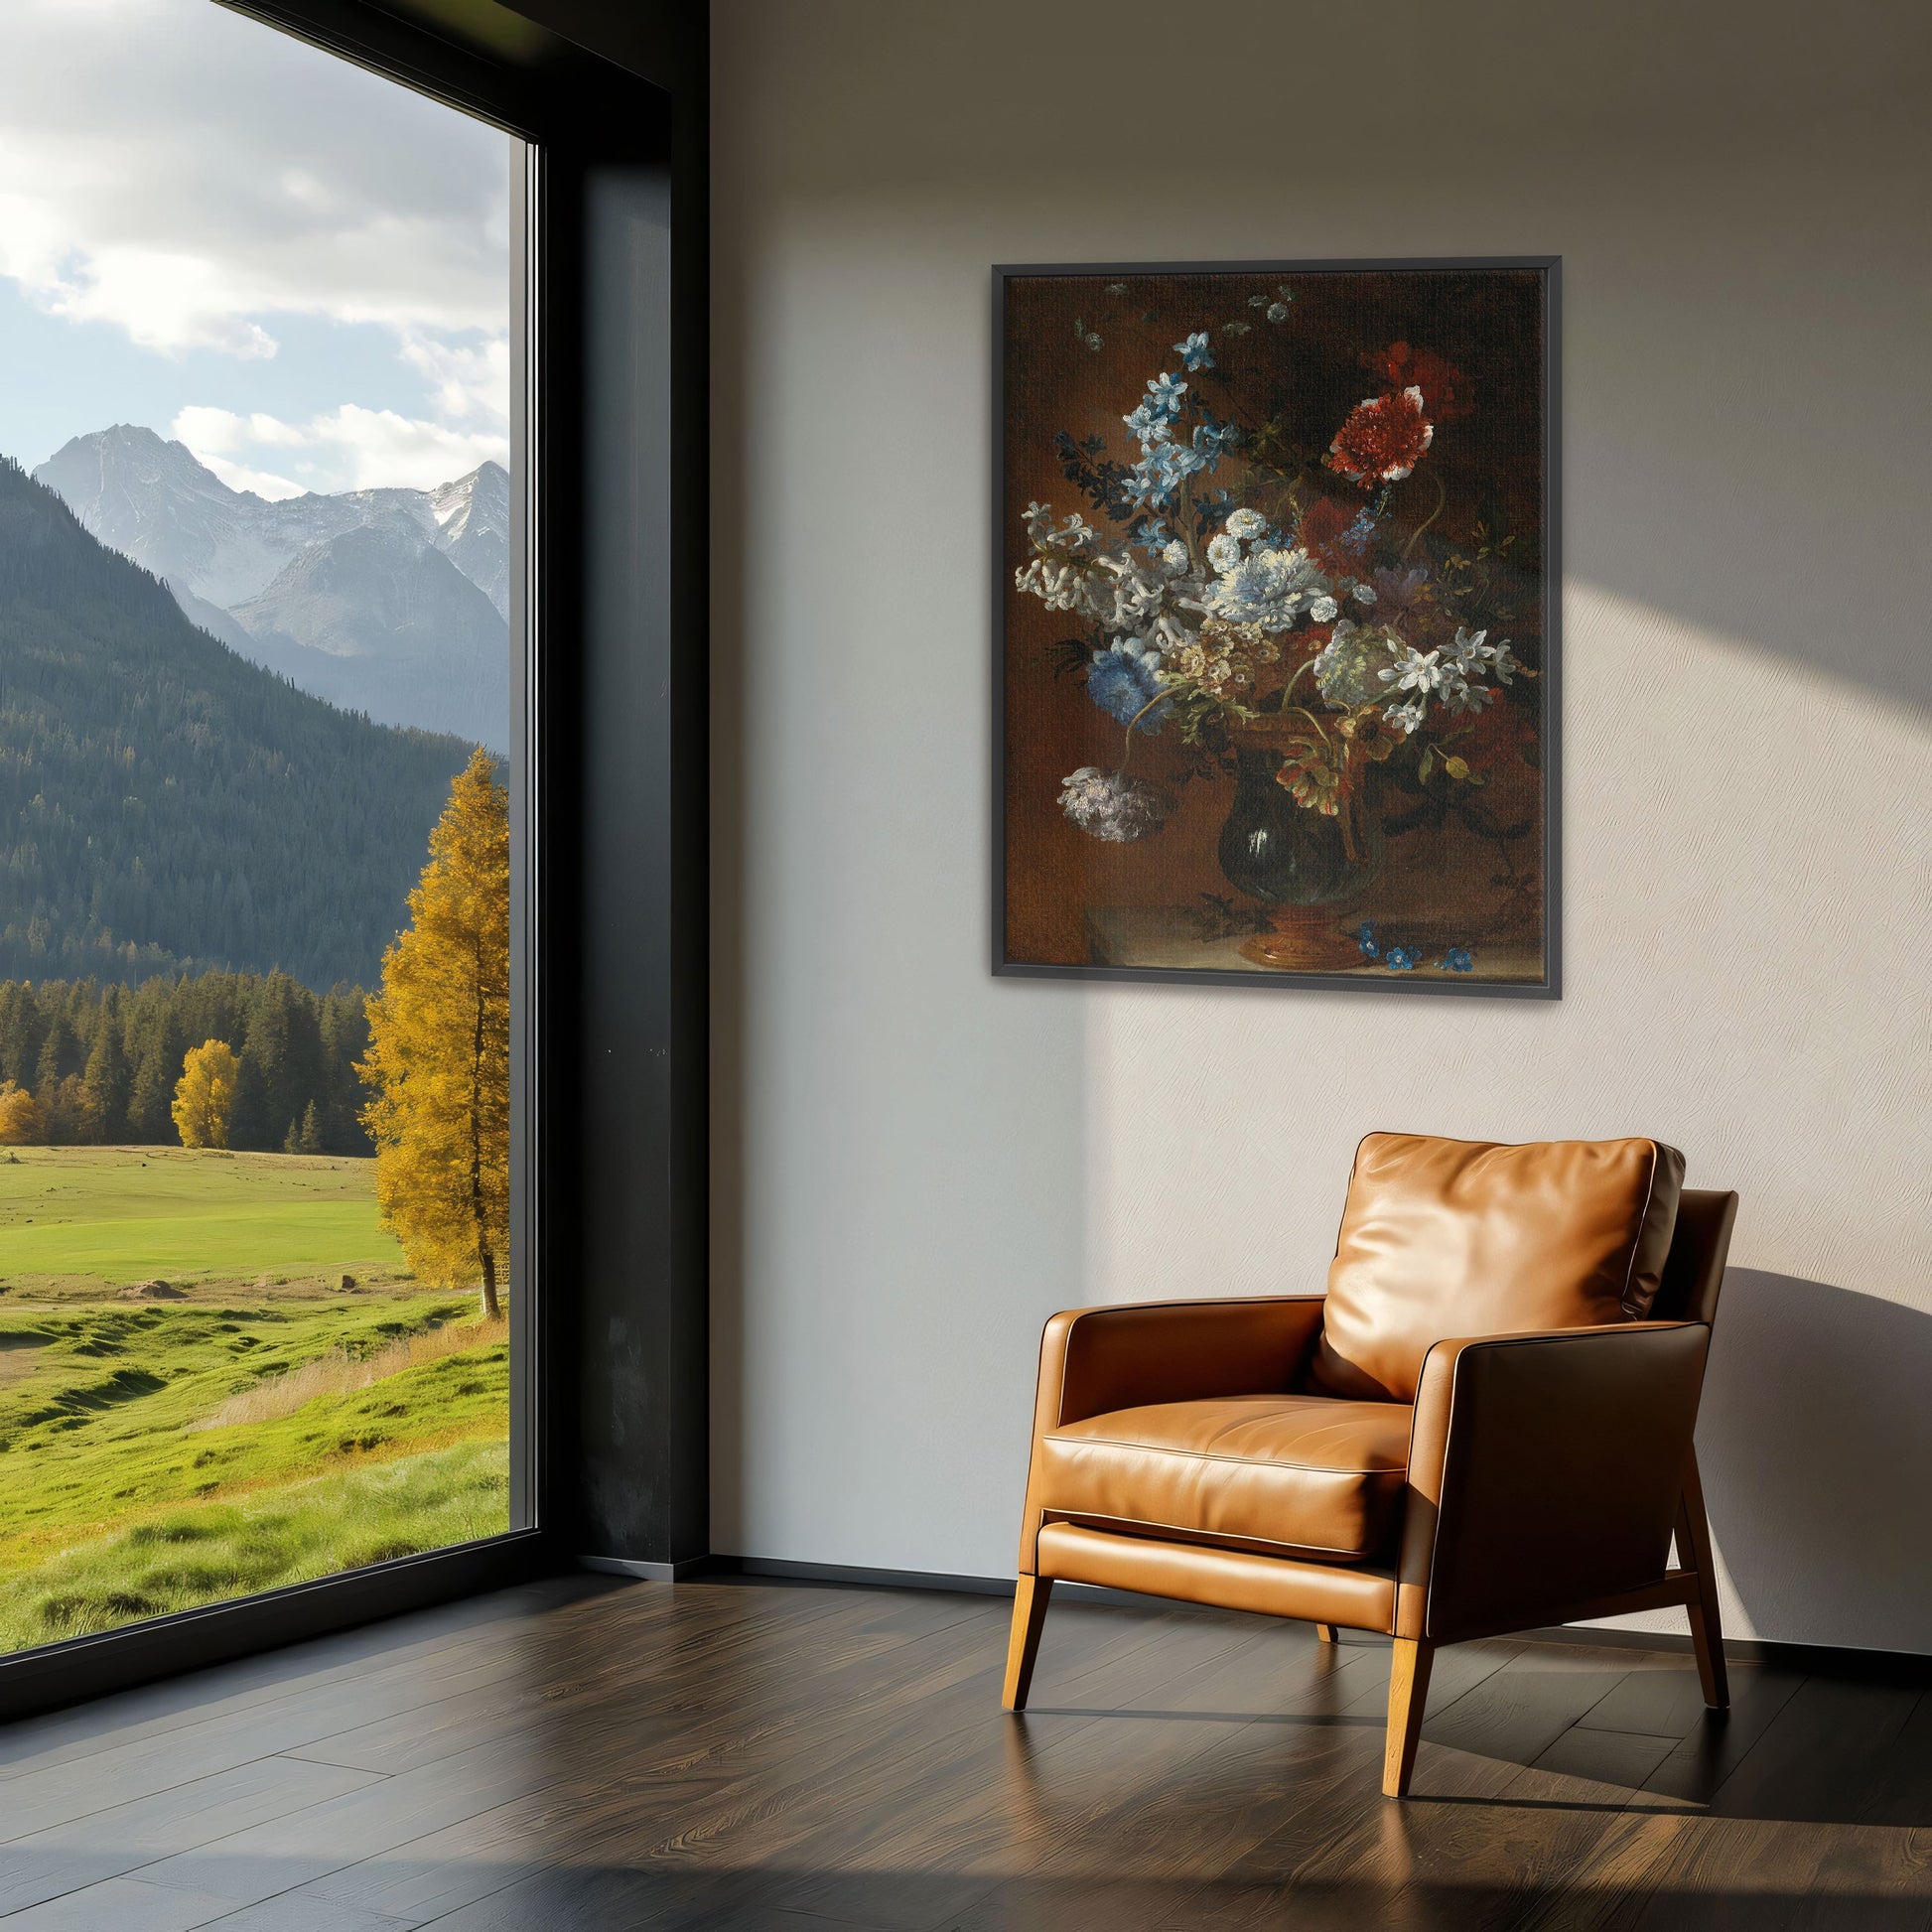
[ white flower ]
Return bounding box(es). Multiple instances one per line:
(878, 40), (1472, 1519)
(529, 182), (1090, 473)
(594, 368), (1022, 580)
(1488, 639), (1524, 684)
(1161, 540), (1190, 575)
(1352, 582), (1377, 604)
(1379, 645), (1445, 695)
(1206, 532), (1243, 573)
(1224, 507), (1266, 540)
(1266, 302), (1290, 323)
(1309, 595), (1338, 623)
(1311, 620), (1396, 706)
(1441, 679), (1495, 715)
(1209, 544), (1328, 630)
(1449, 625), (1490, 670)
(1384, 697), (1429, 736)
(1058, 767), (1173, 843)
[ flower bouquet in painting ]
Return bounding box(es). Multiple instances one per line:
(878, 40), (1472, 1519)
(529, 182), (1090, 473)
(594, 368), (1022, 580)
(999, 263), (1554, 989)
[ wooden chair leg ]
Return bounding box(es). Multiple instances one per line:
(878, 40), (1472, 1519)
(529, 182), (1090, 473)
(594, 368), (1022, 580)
(1313, 1623), (1338, 1644)
(1677, 1448), (1728, 1710)
(1382, 1638), (1434, 1799)
(1002, 1575), (1052, 1712)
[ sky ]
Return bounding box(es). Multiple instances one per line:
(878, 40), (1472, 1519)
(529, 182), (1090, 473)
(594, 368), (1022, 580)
(0, 0), (513, 496)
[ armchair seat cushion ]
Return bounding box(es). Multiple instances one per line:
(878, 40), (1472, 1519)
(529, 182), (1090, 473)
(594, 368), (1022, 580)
(1035, 1393), (1411, 1564)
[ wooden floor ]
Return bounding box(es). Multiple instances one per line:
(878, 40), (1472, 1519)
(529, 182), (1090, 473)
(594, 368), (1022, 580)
(1, 1575), (1928, 1930)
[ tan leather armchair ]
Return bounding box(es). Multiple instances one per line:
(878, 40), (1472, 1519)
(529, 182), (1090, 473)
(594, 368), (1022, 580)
(1003, 1133), (1737, 1798)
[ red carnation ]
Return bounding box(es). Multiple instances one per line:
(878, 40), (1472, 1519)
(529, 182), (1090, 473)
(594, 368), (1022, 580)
(1297, 494), (1366, 578)
(1325, 385), (1434, 489)
(1364, 342), (1471, 423)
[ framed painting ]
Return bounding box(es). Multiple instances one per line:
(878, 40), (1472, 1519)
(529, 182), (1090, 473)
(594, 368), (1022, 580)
(994, 257), (1560, 996)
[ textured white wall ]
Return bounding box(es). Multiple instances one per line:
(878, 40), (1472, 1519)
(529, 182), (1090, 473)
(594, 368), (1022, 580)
(710, 0), (1932, 1650)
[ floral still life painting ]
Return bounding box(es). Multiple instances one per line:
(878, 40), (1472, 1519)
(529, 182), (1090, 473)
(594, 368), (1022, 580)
(995, 260), (1559, 994)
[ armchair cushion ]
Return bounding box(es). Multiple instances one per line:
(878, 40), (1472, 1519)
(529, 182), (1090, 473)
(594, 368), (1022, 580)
(1035, 1393), (1412, 1564)
(1308, 1132), (1686, 1403)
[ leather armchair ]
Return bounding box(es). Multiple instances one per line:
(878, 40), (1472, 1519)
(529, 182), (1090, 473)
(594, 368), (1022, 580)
(1003, 1134), (1737, 1799)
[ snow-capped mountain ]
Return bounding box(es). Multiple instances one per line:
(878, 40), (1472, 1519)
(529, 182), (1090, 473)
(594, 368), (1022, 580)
(430, 460), (509, 618)
(231, 514), (508, 751)
(33, 427), (510, 746)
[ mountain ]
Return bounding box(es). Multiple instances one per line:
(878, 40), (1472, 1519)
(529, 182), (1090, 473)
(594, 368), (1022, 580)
(33, 428), (510, 743)
(231, 514), (508, 749)
(430, 461), (510, 617)
(0, 457), (477, 990)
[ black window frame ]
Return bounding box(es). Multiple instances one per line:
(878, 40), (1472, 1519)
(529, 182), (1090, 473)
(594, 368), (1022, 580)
(0, 0), (709, 1721)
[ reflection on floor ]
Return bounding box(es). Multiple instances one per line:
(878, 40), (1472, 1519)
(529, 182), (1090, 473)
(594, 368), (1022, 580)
(0, 1574), (1927, 1928)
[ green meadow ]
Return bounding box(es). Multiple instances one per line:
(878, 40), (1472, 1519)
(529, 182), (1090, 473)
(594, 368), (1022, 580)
(0, 1148), (509, 1651)
(0, 1145), (406, 1289)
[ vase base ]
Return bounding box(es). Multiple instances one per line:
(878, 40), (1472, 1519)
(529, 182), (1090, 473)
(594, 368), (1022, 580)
(1239, 904), (1363, 972)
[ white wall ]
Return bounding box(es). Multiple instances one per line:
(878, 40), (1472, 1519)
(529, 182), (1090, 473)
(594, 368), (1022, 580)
(710, 0), (1932, 1651)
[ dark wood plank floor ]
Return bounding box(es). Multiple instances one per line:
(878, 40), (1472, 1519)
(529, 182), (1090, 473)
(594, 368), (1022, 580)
(1, 1575), (1928, 1929)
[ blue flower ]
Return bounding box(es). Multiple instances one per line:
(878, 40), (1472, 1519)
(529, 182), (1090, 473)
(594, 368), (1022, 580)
(1087, 640), (1172, 731)
(1345, 507), (1377, 549)
(1122, 399), (1173, 448)
(1354, 920), (1379, 958)
(1126, 450), (1180, 509)
(1189, 409), (1237, 472)
(1146, 371), (1188, 415)
(1438, 946), (1475, 973)
(1384, 945), (1420, 971)
(1173, 331), (1214, 371)
(1133, 442), (1206, 509)
(1131, 518), (1170, 555)
(1197, 401), (1238, 441)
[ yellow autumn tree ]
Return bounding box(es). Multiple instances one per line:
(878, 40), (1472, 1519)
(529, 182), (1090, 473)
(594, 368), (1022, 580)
(172, 1040), (239, 1149)
(0, 1079), (41, 1146)
(358, 749), (510, 1318)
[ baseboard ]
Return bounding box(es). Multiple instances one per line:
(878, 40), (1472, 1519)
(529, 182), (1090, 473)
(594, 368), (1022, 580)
(688, 1554), (1932, 1678)
(578, 1554), (710, 1583)
(697, 1553), (1160, 1611)
(697, 1554), (1013, 1595)
(1516, 1622), (1932, 1680)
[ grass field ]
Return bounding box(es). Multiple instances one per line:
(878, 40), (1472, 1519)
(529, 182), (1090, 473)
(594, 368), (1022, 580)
(0, 1148), (509, 1651)
(0, 1145), (407, 1289)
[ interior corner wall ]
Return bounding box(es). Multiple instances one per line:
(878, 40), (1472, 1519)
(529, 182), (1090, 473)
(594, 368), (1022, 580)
(709, 0), (1932, 1652)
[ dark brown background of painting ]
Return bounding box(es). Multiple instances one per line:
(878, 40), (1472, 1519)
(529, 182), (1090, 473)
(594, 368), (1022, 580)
(1001, 268), (1547, 970)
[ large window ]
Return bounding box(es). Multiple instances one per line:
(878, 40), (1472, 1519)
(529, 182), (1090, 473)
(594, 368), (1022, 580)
(0, 0), (527, 1652)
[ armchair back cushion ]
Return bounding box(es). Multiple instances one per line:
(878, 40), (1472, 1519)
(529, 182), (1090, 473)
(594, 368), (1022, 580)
(1307, 1133), (1687, 1403)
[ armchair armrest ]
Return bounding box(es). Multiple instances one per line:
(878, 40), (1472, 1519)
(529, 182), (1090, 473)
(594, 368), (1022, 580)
(1017, 1298), (1325, 1574)
(1033, 1297), (1326, 1435)
(1396, 1320), (1710, 1641)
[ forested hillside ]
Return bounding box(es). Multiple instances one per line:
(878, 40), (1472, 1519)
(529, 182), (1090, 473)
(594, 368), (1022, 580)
(0, 458), (476, 988)
(0, 971), (370, 1154)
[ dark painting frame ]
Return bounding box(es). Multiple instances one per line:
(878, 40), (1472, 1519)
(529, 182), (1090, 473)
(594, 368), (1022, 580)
(992, 257), (1561, 999)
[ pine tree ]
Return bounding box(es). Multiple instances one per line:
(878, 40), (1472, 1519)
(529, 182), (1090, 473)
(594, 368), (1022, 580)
(320, 987), (372, 1154)
(80, 1017), (130, 1142)
(297, 1099), (325, 1156)
(35, 1014), (81, 1092)
(229, 1040), (271, 1152)
(127, 1036), (182, 1143)
(358, 750), (510, 1318)
(172, 1038), (240, 1149)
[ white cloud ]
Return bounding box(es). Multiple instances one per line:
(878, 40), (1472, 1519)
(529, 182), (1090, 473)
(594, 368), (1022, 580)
(2, 0), (512, 489)
(0, 0), (510, 353)
(172, 402), (507, 498)
(398, 333), (511, 425)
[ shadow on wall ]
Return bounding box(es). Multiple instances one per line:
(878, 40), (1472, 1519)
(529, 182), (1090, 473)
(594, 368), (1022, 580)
(1701, 1270), (1932, 1657)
